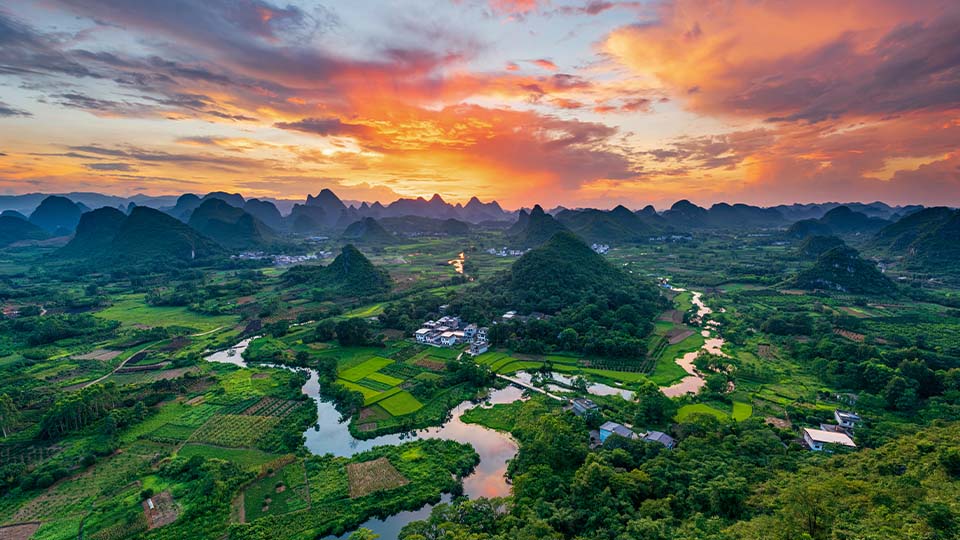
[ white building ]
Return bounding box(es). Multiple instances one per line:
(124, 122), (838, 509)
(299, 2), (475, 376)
(803, 428), (856, 451)
(834, 410), (862, 430)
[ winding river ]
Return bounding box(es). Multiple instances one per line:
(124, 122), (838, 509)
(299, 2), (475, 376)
(203, 287), (722, 536)
(205, 340), (521, 539)
(660, 289), (728, 398)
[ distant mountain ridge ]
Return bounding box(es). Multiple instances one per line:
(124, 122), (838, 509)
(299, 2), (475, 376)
(787, 206), (890, 238)
(188, 198), (277, 249)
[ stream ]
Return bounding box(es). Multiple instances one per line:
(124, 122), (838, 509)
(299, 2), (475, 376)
(660, 289), (727, 398)
(205, 339), (521, 539)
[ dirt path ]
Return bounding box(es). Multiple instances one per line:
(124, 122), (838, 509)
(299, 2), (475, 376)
(191, 326), (226, 337)
(81, 343), (153, 389)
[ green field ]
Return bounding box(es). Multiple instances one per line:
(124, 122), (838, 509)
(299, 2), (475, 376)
(378, 391), (424, 416)
(95, 294), (237, 331)
(676, 403), (728, 422)
(732, 401), (754, 421)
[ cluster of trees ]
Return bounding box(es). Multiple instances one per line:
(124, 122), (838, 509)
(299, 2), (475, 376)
(39, 383), (121, 439)
(402, 400), (802, 540)
(2, 313), (119, 347)
(795, 337), (960, 415)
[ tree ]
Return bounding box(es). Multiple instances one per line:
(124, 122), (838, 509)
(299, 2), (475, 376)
(0, 394), (18, 438)
(336, 318), (372, 346)
(348, 528), (379, 540)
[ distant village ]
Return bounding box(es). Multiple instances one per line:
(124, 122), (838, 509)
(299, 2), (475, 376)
(485, 247), (528, 257)
(232, 251), (332, 265)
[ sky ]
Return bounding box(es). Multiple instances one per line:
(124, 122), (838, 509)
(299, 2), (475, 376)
(0, 0), (958, 209)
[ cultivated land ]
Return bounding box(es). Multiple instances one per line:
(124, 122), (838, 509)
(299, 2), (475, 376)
(0, 206), (958, 540)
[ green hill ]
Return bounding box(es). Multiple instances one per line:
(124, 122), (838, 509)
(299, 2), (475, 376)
(57, 206), (223, 269)
(341, 217), (396, 244)
(507, 205), (567, 247)
(58, 207), (127, 257)
(188, 198), (276, 249)
(791, 245), (895, 294)
(503, 230), (659, 313)
(283, 244), (391, 297)
(786, 218), (834, 239)
(796, 235), (845, 259)
(872, 206), (955, 252)
(0, 215), (49, 247)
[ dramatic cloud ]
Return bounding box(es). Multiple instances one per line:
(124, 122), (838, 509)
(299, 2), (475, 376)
(0, 0), (957, 207)
(274, 117), (372, 137)
(0, 101), (31, 117)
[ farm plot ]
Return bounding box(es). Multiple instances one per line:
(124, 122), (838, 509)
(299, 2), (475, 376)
(243, 460), (310, 521)
(189, 415), (279, 448)
(338, 357), (395, 382)
(73, 349), (122, 361)
(178, 444), (277, 470)
(346, 457), (409, 498)
(364, 371), (404, 386)
(377, 391), (423, 416)
(142, 491), (178, 529)
(242, 397), (301, 417)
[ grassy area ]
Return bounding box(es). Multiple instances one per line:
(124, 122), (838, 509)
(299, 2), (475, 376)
(343, 303), (386, 318)
(95, 293), (237, 331)
(649, 332), (705, 386)
(378, 391), (424, 416)
(676, 403), (728, 422)
(732, 401), (753, 421)
(178, 444), (278, 470)
(339, 356), (395, 382)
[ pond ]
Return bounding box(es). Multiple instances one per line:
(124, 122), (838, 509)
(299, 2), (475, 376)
(205, 339), (522, 539)
(511, 370), (635, 400)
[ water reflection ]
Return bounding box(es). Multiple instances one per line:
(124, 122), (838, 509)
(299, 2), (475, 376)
(205, 341), (522, 539)
(448, 252), (465, 274)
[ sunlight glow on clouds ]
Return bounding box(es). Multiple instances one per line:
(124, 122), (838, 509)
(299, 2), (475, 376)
(0, 0), (957, 207)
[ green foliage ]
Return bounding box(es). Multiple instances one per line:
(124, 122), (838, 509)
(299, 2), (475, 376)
(792, 246), (896, 294)
(284, 245), (392, 298)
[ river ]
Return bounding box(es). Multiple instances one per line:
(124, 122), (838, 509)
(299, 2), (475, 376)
(660, 289), (727, 398)
(205, 339), (521, 539)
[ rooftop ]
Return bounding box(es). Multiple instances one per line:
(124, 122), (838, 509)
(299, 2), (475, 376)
(804, 428), (856, 447)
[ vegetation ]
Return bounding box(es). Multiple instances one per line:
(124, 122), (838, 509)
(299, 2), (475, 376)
(283, 244), (392, 298)
(1, 190), (959, 540)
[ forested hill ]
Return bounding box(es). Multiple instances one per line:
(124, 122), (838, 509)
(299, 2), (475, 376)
(453, 231), (664, 358)
(283, 244), (392, 298)
(791, 246), (896, 295)
(57, 206), (224, 269)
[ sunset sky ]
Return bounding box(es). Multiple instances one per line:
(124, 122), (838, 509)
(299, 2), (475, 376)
(0, 0), (958, 209)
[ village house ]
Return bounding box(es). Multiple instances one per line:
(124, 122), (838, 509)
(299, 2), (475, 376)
(463, 324), (478, 340)
(641, 431), (676, 449)
(571, 397), (599, 417)
(439, 331), (465, 346)
(834, 410), (862, 430)
(803, 427), (856, 451)
(599, 421), (637, 443)
(469, 341), (489, 355)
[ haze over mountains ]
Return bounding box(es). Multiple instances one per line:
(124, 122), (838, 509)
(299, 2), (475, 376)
(0, 187), (952, 281)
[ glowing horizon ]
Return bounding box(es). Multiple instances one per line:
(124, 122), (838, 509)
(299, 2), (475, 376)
(1, 1), (958, 209)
